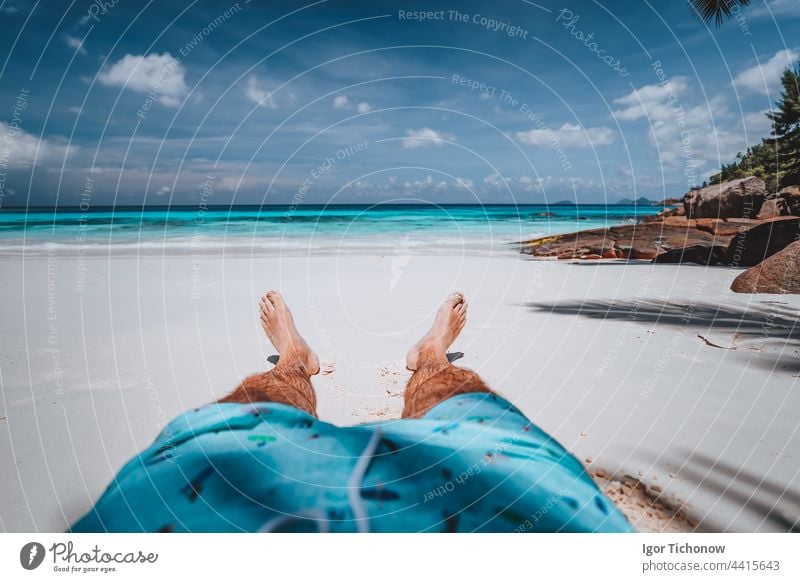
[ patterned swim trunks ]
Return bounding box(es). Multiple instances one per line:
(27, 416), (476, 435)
(71, 393), (632, 532)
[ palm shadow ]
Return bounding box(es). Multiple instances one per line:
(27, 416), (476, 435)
(527, 299), (800, 373)
(671, 450), (800, 532)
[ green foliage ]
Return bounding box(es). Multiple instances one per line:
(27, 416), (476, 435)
(768, 65), (800, 186)
(710, 63), (800, 193)
(709, 142), (781, 192)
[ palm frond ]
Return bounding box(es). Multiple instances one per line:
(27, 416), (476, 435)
(689, 0), (751, 27)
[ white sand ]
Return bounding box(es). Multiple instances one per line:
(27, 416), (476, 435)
(1, 251), (798, 532)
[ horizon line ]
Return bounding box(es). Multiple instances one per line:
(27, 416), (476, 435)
(1, 201), (670, 210)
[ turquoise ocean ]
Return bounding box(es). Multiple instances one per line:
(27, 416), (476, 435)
(0, 204), (662, 256)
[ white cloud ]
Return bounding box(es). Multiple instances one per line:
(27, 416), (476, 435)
(403, 175), (435, 191)
(733, 49), (798, 96)
(0, 123), (76, 166)
(332, 95), (350, 108)
(482, 174), (546, 193)
(333, 96), (371, 112)
(517, 175), (539, 191)
(612, 77), (770, 175)
(0, 1), (20, 14)
(749, 0), (800, 19)
(483, 173), (508, 188)
(612, 76), (691, 121)
(245, 75), (278, 109)
(344, 174), (560, 199)
(98, 53), (188, 107)
(401, 127), (456, 148)
(64, 35), (86, 55)
(516, 123), (614, 148)
(743, 109), (773, 137)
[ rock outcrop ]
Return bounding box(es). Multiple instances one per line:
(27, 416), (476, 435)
(683, 177), (766, 219)
(693, 218), (759, 237)
(519, 223), (719, 260)
(756, 198), (788, 220)
(777, 186), (800, 214)
(730, 241), (800, 294)
(519, 197), (800, 265)
(653, 244), (729, 265)
(726, 217), (800, 267)
(650, 205), (686, 220)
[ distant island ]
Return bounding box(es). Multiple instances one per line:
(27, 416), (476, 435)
(614, 197), (654, 205)
(614, 197), (681, 206)
(547, 198), (677, 206)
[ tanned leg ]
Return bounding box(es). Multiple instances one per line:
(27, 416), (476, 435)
(402, 293), (493, 418)
(219, 290), (320, 416)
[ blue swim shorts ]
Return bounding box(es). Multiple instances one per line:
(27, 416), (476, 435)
(71, 393), (632, 532)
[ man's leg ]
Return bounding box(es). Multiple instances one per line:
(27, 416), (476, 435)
(402, 293), (493, 418)
(219, 291), (320, 416)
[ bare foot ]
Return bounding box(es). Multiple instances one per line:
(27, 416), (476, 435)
(406, 292), (467, 371)
(259, 290), (320, 375)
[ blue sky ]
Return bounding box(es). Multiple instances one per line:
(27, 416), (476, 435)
(0, 0), (798, 206)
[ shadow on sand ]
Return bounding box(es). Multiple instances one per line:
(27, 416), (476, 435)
(527, 299), (799, 373)
(669, 450), (800, 532)
(529, 298), (799, 530)
(527, 299), (798, 339)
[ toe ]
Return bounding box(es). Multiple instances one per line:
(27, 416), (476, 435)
(446, 292), (464, 307)
(267, 290), (283, 306)
(260, 303), (274, 320)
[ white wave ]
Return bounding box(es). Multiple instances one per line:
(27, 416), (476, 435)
(0, 232), (548, 258)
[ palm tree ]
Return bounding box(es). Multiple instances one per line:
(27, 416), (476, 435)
(689, 0), (751, 26)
